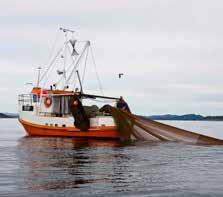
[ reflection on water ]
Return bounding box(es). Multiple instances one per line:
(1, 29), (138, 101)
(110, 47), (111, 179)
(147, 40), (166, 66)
(1, 119), (223, 196)
(17, 137), (132, 192)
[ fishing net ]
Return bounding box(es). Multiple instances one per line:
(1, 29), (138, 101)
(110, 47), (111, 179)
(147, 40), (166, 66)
(110, 107), (223, 145)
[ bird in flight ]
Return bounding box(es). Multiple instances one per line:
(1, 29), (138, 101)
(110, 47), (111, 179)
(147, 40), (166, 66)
(118, 73), (124, 79)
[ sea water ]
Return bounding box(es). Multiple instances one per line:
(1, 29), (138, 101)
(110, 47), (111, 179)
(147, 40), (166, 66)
(0, 119), (223, 197)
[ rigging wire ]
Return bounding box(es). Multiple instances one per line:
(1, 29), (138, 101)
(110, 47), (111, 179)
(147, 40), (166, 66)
(39, 35), (104, 97)
(39, 47), (63, 84)
(40, 30), (61, 85)
(54, 42), (77, 88)
(65, 41), (90, 85)
(46, 30), (61, 66)
(67, 47), (79, 90)
(71, 74), (78, 90)
(66, 44), (78, 75)
(90, 46), (104, 96)
(63, 36), (68, 88)
(51, 44), (67, 88)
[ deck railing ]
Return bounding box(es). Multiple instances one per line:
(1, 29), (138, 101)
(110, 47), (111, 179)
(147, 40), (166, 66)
(18, 94), (34, 106)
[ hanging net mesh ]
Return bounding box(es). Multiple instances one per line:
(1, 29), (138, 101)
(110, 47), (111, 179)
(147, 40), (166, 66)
(110, 107), (223, 145)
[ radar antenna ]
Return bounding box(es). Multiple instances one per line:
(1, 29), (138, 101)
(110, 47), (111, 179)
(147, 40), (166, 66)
(59, 27), (75, 34)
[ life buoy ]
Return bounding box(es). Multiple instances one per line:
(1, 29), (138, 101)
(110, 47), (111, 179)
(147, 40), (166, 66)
(44, 97), (52, 108)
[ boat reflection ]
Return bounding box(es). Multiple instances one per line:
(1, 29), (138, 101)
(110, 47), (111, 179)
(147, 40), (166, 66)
(17, 137), (132, 191)
(19, 136), (121, 149)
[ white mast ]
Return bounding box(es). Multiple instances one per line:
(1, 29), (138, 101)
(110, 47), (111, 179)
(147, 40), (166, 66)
(36, 66), (42, 87)
(65, 40), (90, 86)
(60, 27), (76, 90)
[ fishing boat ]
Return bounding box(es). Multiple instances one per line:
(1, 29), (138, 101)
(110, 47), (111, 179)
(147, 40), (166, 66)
(18, 28), (223, 145)
(18, 28), (120, 139)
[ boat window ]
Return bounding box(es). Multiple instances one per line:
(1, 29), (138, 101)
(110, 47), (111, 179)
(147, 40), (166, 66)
(22, 105), (33, 111)
(52, 95), (71, 116)
(33, 94), (37, 102)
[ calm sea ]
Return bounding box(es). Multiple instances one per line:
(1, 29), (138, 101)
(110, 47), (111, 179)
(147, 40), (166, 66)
(1, 119), (223, 197)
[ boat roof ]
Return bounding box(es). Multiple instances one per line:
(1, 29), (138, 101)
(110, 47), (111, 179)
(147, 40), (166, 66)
(31, 87), (77, 96)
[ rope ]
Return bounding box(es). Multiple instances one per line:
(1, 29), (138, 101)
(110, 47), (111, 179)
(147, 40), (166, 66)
(63, 39), (67, 88)
(54, 42), (77, 88)
(90, 46), (104, 96)
(65, 42), (89, 85)
(46, 30), (61, 66)
(39, 47), (63, 83)
(40, 30), (61, 84)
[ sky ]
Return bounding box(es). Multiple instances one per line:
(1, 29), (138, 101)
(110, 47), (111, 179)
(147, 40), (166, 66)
(1, 0), (223, 115)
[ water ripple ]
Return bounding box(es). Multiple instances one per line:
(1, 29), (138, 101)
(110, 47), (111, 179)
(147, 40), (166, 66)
(1, 119), (223, 196)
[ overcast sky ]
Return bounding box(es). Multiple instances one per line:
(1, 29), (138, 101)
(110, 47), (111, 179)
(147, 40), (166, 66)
(1, 0), (223, 115)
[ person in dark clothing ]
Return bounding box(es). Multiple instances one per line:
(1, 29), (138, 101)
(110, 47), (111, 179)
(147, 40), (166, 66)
(116, 96), (131, 113)
(69, 96), (90, 131)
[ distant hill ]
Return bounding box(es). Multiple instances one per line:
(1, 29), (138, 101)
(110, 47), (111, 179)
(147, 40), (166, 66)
(146, 114), (223, 121)
(147, 114), (204, 121)
(203, 116), (223, 121)
(0, 113), (18, 118)
(0, 113), (10, 118)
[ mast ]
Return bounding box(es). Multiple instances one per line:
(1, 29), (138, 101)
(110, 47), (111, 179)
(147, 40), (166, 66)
(36, 66), (42, 87)
(65, 41), (90, 85)
(76, 70), (83, 94)
(60, 27), (76, 90)
(39, 29), (103, 95)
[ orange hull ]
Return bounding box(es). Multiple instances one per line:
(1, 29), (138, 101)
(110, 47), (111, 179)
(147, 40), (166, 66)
(19, 119), (120, 139)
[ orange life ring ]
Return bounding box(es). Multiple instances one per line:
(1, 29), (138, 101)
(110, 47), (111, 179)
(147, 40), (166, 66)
(44, 97), (52, 108)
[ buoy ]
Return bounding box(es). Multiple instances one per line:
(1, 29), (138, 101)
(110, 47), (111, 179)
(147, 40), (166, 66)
(44, 97), (52, 108)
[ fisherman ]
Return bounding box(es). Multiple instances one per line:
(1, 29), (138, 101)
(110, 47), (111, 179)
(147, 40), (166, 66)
(116, 96), (131, 113)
